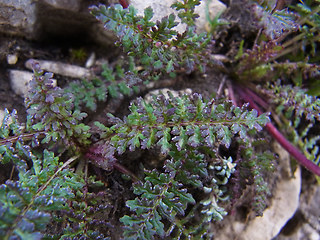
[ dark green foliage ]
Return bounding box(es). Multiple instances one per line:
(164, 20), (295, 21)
(90, 3), (212, 77)
(242, 149), (274, 216)
(0, 109), (28, 164)
(289, 0), (320, 94)
(44, 176), (113, 240)
(232, 1), (320, 174)
(235, 41), (283, 81)
(121, 149), (208, 239)
(100, 61), (139, 98)
(120, 148), (233, 239)
(92, 92), (269, 238)
(95, 93), (269, 158)
(1, 0), (319, 239)
(64, 77), (107, 111)
(254, 1), (320, 91)
(164, 150), (208, 188)
(0, 148), (83, 240)
(237, 1), (320, 92)
(263, 82), (320, 166)
(254, 5), (298, 40)
(0, 69), (111, 239)
(25, 62), (91, 145)
(171, 0), (201, 26)
(291, 0), (320, 58)
(65, 58), (140, 111)
(121, 169), (195, 239)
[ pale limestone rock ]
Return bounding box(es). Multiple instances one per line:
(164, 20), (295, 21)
(296, 224), (319, 240)
(7, 54), (18, 65)
(0, 109), (13, 126)
(275, 223), (320, 240)
(299, 182), (320, 234)
(237, 167), (301, 240)
(0, 0), (115, 46)
(9, 69), (57, 98)
(0, 109), (5, 125)
(43, 0), (81, 11)
(25, 59), (91, 79)
(0, 0), (36, 37)
(85, 52), (96, 68)
(9, 70), (34, 98)
(130, 0), (226, 33)
(218, 142), (301, 240)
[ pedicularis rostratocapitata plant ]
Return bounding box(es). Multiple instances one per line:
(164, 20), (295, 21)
(1, 0), (319, 239)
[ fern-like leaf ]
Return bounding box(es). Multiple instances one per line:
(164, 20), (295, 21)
(25, 62), (90, 145)
(264, 83), (320, 166)
(0, 149), (82, 239)
(254, 4), (299, 40)
(120, 169), (195, 239)
(96, 92), (269, 157)
(91, 3), (212, 76)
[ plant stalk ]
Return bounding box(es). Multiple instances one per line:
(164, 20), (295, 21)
(238, 86), (320, 176)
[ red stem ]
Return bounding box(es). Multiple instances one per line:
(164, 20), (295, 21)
(227, 80), (238, 107)
(238, 86), (320, 176)
(119, 0), (129, 8)
(113, 162), (140, 182)
(243, 87), (269, 110)
(265, 122), (320, 176)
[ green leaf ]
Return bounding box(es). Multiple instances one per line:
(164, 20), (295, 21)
(158, 128), (171, 154)
(14, 229), (42, 240)
(144, 6), (154, 21)
(154, 60), (163, 70)
(166, 59), (174, 73)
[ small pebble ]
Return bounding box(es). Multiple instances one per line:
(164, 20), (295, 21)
(25, 59), (91, 78)
(9, 70), (56, 98)
(7, 54), (18, 65)
(85, 52), (96, 68)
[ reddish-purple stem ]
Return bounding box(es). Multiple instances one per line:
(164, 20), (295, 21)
(243, 87), (269, 110)
(113, 162), (140, 182)
(265, 122), (320, 176)
(238, 86), (320, 176)
(227, 80), (238, 107)
(119, 0), (129, 8)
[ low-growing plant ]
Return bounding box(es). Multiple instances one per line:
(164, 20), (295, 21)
(0, 0), (319, 239)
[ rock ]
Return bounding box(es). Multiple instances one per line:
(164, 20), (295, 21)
(273, 153), (320, 240)
(237, 166), (301, 240)
(7, 54), (18, 65)
(0, 109), (5, 125)
(275, 223), (320, 240)
(130, 0), (227, 33)
(296, 224), (320, 240)
(42, 0), (81, 11)
(85, 52), (96, 68)
(299, 183), (320, 232)
(0, 109), (13, 126)
(0, 0), (37, 38)
(0, 0), (115, 46)
(9, 70), (34, 98)
(216, 142), (301, 240)
(1, 0), (226, 53)
(9, 69), (56, 98)
(197, 0), (227, 33)
(218, 168), (301, 240)
(25, 59), (91, 79)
